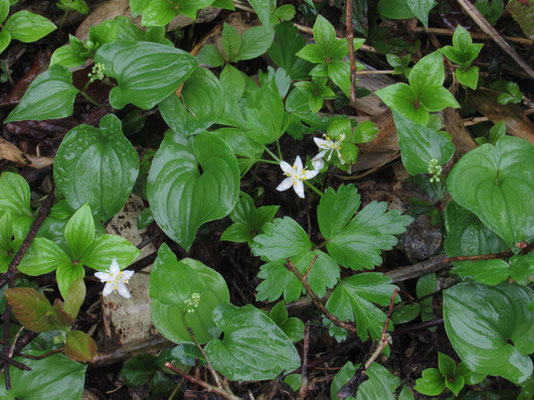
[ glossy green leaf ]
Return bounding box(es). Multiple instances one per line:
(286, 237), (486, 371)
(377, 0), (415, 19)
(236, 26), (275, 61)
(0, 30), (11, 54)
(247, 0), (271, 27)
(94, 40), (198, 110)
(407, 0), (435, 28)
(0, 353), (86, 398)
(159, 67), (224, 136)
(5, 287), (56, 332)
(137, 208), (153, 229)
(443, 282), (534, 383)
(64, 204), (95, 260)
(0, 0), (9, 24)
(56, 262), (85, 300)
(268, 22), (312, 80)
(393, 111), (455, 176)
(147, 131), (239, 250)
(392, 302), (420, 324)
(321, 185), (412, 270)
(80, 234), (140, 271)
(325, 273), (398, 341)
(5, 64), (78, 123)
(140, 0), (175, 26)
(18, 237), (70, 276)
(120, 354), (157, 388)
(447, 136), (534, 247)
(65, 331), (97, 362)
(149, 243), (230, 344)
(196, 44), (224, 67)
(510, 252), (534, 285)
(456, 66), (479, 90)
(0, 172), (31, 224)
(251, 217), (311, 261)
(204, 304), (300, 380)
(331, 362), (401, 400)
(4, 11), (56, 43)
(222, 23), (242, 61)
(414, 368), (445, 396)
(54, 114), (139, 221)
(313, 15), (335, 50)
(438, 352), (456, 377)
(375, 83), (428, 125)
(64, 278), (86, 319)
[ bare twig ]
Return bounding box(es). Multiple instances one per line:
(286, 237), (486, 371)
(392, 318), (444, 336)
(346, 0), (357, 103)
(18, 348), (63, 360)
(456, 0), (534, 80)
(89, 335), (171, 367)
(0, 352), (31, 370)
(285, 259), (358, 335)
(298, 322), (311, 400)
(414, 26), (533, 46)
(187, 327), (225, 392)
(164, 362), (240, 400)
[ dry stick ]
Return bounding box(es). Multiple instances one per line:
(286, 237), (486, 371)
(298, 322), (311, 400)
(346, 0), (357, 103)
(392, 318), (444, 336)
(0, 184), (55, 389)
(285, 259), (358, 335)
(164, 362), (241, 400)
(0, 352), (31, 370)
(456, 0), (534, 80)
(413, 26), (533, 46)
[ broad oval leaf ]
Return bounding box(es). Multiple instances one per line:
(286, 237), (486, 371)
(443, 282), (534, 383)
(3, 10), (56, 43)
(54, 114), (139, 221)
(147, 131), (240, 250)
(65, 331), (97, 362)
(447, 136), (534, 247)
(64, 203), (95, 260)
(159, 67), (224, 136)
(95, 40), (198, 110)
(393, 111), (455, 175)
(5, 287), (55, 332)
(0, 352), (86, 398)
(5, 64), (78, 123)
(204, 304), (300, 380)
(149, 243), (230, 344)
(17, 237), (70, 276)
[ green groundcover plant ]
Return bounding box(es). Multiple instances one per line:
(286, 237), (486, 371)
(0, 0), (534, 398)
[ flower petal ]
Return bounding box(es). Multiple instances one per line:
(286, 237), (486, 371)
(304, 169), (320, 180)
(109, 259), (121, 275)
(95, 272), (111, 282)
(122, 269), (134, 281)
(117, 283), (131, 299)
(276, 177), (294, 192)
(102, 282), (114, 297)
(280, 161), (294, 175)
(293, 180), (305, 198)
(293, 156), (303, 171)
(314, 137), (330, 149)
(312, 151), (326, 161)
(312, 157), (325, 170)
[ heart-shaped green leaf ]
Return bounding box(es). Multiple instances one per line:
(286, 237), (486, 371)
(443, 282), (534, 383)
(54, 114), (139, 221)
(95, 40), (198, 110)
(5, 64), (78, 123)
(393, 111), (455, 176)
(447, 136), (534, 247)
(149, 243), (230, 344)
(159, 67), (224, 137)
(0, 353), (86, 398)
(204, 304), (300, 380)
(147, 131), (240, 250)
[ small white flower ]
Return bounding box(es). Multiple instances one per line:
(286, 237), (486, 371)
(312, 134), (345, 165)
(184, 292), (201, 314)
(95, 259), (134, 299)
(276, 156), (319, 199)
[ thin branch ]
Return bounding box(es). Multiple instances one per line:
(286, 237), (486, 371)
(455, 0), (534, 79)
(392, 318), (444, 336)
(164, 362), (240, 400)
(298, 322), (311, 400)
(413, 26), (533, 46)
(346, 0), (357, 103)
(18, 348), (63, 360)
(285, 259), (358, 335)
(0, 352), (31, 371)
(187, 327), (225, 391)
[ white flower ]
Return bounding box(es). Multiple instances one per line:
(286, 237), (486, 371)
(276, 156), (319, 198)
(95, 259), (134, 299)
(312, 134), (345, 165)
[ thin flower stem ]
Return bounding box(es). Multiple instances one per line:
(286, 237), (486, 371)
(263, 146), (280, 163)
(276, 139), (283, 161)
(304, 180), (323, 197)
(79, 90), (105, 108)
(259, 159), (280, 165)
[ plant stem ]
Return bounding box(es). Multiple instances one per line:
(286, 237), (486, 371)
(304, 180), (323, 197)
(276, 139), (283, 161)
(79, 90), (105, 108)
(346, 0), (357, 103)
(259, 159), (280, 165)
(263, 146), (280, 163)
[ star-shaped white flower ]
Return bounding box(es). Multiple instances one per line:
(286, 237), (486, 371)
(95, 259), (134, 299)
(276, 156), (319, 198)
(312, 134), (345, 165)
